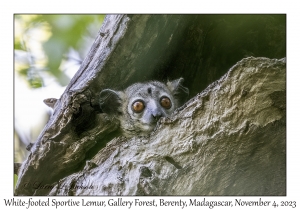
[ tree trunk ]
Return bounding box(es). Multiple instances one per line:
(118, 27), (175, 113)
(15, 14), (286, 196)
(50, 57), (286, 196)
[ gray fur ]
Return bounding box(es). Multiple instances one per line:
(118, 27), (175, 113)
(99, 78), (189, 137)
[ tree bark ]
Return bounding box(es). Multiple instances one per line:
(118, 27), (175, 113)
(15, 14), (286, 196)
(49, 57), (286, 196)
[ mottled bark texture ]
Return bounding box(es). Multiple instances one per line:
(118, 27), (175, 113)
(15, 14), (286, 196)
(49, 57), (286, 196)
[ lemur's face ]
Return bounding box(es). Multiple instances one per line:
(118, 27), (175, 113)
(122, 82), (176, 136)
(99, 78), (189, 138)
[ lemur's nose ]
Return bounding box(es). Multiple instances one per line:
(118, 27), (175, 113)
(152, 110), (162, 121)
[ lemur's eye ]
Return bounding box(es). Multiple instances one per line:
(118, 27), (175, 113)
(160, 97), (172, 109)
(132, 100), (145, 113)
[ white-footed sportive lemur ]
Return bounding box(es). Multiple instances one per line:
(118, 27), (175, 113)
(99, 78), (189, 137)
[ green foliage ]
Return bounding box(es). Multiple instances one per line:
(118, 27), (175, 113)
(15, 14), (105, 88)
(14, 174), (18, 188)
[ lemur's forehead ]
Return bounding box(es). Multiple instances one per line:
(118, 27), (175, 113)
(125, 82), (170, 98)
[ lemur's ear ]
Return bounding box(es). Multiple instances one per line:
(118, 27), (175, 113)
(99, 89), (123, 115)
(167, 78), (189, 106)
